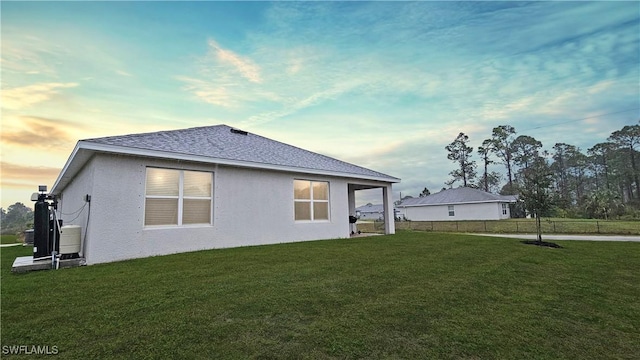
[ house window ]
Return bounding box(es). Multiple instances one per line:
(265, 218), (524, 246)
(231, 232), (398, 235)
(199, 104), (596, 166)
(294, 180), (329, 221)
(145, 168), (212, 226)
(448, 205), (455, 217)
(502, 203), (508, 215)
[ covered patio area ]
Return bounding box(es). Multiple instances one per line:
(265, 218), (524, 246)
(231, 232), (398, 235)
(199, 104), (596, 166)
(347, 182), (396, 236)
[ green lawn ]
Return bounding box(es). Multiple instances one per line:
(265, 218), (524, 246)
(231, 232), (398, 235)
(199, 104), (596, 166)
(2, 232), (639, 359)
(1, 235), (20, 245)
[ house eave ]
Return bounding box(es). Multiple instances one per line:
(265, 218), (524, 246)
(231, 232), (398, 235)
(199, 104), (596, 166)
(51, 142), (399, 194)
(51, 142), (85, 195)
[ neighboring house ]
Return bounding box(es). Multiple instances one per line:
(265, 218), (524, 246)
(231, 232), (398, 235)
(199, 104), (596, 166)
(396, 187), (517, 221)
(51, 125), (399, 264)
(355, 203), (385, 220)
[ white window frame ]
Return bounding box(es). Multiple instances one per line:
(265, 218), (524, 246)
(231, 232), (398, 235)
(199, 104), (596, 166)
(502, 203), (508, 215)
(294, 179), (330, 222)
(448, 205), (455, 217)
(144, 168), (213, 227)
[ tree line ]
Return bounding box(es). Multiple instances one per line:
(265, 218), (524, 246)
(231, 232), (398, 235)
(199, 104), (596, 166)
(1, 202), (33, 235)
(443, 121), (640, 220)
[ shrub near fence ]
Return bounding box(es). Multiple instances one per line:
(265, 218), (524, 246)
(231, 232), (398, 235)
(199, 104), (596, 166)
(357, 220), (640, 235)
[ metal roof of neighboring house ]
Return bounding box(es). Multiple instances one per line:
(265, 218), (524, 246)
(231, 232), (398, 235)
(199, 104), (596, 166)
(397, 187), (517, 207)
(355, 204), (385, 213)
(52, 125), (399, 194)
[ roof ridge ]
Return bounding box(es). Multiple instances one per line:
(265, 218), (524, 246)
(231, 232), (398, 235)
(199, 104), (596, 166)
(81, 124), (232, 142)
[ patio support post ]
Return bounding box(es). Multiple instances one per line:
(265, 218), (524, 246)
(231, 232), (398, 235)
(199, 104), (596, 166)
(348, 185), (356, 216)
(383, 185), (395, 235)
(347, 185), (357, 236)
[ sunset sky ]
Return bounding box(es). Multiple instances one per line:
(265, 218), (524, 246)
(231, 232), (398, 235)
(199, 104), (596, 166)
(1, 1), (639, 209)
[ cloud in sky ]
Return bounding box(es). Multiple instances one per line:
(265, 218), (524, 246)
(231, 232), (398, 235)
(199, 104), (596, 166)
(0, 34), (68, 77)
(115, 70), (132, 77)
(178, 1), (639, 133)
(1, 161), (61, 190)
(207, 39), (262, 83)
(1, 115), (82, 150)
(1, 83), (78, 110)
(0, 1), (638, 208)
(179, 39), (266, 107)
(178, 76), (234, 108)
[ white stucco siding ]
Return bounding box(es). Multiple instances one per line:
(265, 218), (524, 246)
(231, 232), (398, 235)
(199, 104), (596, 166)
(403, 202), (509, 221)
(56, 157), (96, 257)
(61, 153), (352, 264)
(86, 154), (153, 263)
(214, 166), (351, 246)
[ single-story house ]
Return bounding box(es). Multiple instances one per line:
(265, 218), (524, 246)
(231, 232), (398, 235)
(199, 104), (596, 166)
(51, 125), (399, 264)
(396, 187), (517, 221)
(355, 203), (385, 220)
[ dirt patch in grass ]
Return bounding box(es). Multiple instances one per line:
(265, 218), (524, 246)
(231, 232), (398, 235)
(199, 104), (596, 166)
(521, 240), (563, 248)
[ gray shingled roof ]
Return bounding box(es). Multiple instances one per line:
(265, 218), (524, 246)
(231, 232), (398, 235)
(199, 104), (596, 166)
(355, 204), (385, 213)
(398, 187), (517, 207)
(81, 124), (398, 181)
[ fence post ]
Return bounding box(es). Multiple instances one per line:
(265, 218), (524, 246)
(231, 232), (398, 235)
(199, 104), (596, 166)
(431, 221), (434, 231)
(516, 221), (519, 233)
(456, 221), (459, 231)
(553, 221), (556, 233)
(484, 220), (487, 232)
(597, 221), (600, 234)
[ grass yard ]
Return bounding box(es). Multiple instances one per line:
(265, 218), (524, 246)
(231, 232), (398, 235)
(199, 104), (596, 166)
(1, 235), (20, 245)
(1, 232), (639, 359)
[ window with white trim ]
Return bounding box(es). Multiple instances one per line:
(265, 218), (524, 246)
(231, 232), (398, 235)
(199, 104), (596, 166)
(294, 180), (329, 221)
(502, 203), (508, 215)
(145, 168), (212, 226)
(448, 205), (455, 217)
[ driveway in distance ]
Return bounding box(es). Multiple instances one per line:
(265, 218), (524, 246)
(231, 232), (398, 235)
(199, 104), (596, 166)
(475, 233), (640, 242)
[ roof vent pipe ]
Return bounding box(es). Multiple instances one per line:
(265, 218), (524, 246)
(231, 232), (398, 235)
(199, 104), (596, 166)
(230, 128), (248, 135)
